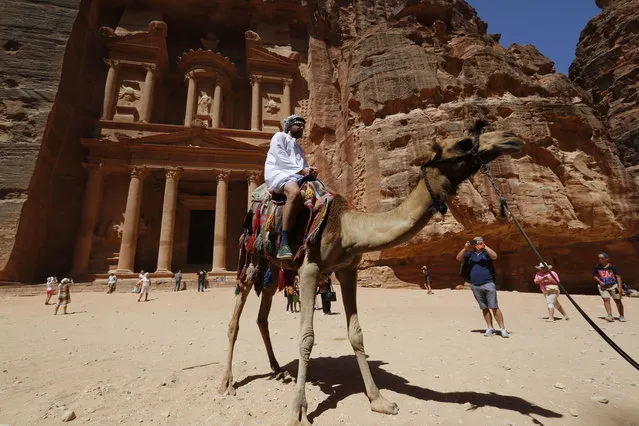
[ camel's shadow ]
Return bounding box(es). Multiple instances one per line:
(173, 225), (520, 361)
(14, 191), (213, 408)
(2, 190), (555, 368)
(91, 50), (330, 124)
(236, 355), (562, 422)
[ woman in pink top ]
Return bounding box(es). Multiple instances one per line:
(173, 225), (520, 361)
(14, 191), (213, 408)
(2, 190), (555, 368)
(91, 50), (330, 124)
(533, 263), (569, 322)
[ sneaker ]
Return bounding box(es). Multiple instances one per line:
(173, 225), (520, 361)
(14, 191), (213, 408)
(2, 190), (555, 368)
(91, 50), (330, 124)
(619, 316), (626, 322)
(276, 244), (293, 260)
(484, 328), (496, 337)
(605, 315), (614, 322)
(500, 329), (510, 338)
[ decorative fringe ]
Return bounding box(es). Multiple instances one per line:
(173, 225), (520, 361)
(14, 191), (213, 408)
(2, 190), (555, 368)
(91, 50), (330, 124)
(246, 235), (256, 252)
(293, 245), (306, 264)
(253, 233), (264, 253)
(252, 206), (261, 232)
(245, 262), (256, 284)
(265, 209), (276, 232)
(277, 269), (286, 291)
(304, 186), (314, 201)
(243, 210), (253, 231)
(263, 267), (273, 288)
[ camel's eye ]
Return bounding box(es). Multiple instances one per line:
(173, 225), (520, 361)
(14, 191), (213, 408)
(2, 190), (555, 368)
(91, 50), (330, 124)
(455, 138), (473, 152)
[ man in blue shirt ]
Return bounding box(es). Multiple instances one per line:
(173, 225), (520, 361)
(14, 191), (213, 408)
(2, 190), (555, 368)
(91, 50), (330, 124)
(593, 252), (625, 322)
(456, 237), (509, 337)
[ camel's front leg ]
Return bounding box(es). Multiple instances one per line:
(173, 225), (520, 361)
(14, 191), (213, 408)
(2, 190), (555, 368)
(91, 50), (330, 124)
(257, 279), (289, 379)
(218, 281), (252, 396)
(336, 267), (399, 415)
(287, 261), (319, 426)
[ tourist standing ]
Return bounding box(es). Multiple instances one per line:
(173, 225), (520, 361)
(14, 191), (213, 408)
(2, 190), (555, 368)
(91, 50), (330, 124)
(318, 277), (333, 315)
(456, 237), (509, 337)
(137, 272), (150, 302)
(106, 273), (117, 294)
(293, 277), (301, 313)
(45, 276), (57, 305)
(54, 278), (72, 315)
(533, 263), (568, 322)
(174, 270), (182, 291)
(285, 283), (295, 313)
(593, 252), (625, 322)
(197, 269), (207, 292)
(422, 266), (434, 294)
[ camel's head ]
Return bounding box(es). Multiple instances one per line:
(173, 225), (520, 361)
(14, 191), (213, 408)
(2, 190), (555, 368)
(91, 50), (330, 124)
(424, 126), (523, 186)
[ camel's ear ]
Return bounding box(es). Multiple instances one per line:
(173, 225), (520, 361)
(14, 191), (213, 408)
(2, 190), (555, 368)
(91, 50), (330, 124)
(454, 137), (474, 152)
(431, 142), (443, 161)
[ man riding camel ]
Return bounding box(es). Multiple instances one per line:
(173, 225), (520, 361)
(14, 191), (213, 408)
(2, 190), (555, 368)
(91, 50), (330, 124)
(264, 114), (317, 260)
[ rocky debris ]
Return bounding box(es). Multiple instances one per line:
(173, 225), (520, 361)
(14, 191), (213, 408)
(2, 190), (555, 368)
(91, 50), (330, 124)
(553, 382), (566, 390)
(62, 410), (76, 422)
(591, 395), (609, 404)
(569, 408), (580, 417)
(570, 0), (639, 167)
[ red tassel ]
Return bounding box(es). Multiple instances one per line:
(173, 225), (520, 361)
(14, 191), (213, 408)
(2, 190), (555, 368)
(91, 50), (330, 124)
(246, 235), (256, 252)
(277, 269), (287, 291)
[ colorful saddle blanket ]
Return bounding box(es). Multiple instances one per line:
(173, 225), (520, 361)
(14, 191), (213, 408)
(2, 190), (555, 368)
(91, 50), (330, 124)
(240, 180), (332, 261)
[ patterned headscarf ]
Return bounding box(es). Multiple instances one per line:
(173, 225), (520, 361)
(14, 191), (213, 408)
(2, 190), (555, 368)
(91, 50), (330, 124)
(283, 114), (305, 133)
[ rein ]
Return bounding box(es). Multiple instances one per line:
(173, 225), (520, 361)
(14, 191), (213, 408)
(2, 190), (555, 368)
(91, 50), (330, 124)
(420, 121), (488, 214)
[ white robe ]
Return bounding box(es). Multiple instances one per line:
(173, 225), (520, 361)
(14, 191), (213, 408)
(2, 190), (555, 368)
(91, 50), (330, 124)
(264, 132), (309, 192)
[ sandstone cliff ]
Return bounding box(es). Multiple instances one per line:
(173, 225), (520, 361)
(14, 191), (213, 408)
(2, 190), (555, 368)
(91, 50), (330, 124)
(303, 0), (639, 291)
(570, 0), (639, 167)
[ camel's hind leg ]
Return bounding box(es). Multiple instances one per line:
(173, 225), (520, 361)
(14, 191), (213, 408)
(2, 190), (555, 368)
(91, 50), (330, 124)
(335, 267), (399, 415)
(257, 270), (289, 379)
(218, 280), (252, 396)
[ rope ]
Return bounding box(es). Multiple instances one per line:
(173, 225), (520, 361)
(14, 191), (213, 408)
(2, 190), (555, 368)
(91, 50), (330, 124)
(479, 164), (639, 371)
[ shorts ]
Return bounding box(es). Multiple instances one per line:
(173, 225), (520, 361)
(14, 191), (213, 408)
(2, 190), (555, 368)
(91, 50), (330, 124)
(47, 289), (53, 296)
(273, 174), (306, 194)
(470, 281), (499, 309)
(140, 285), (150, 294)
(544, 292), (559, 308)
(599, 285), (621, 300)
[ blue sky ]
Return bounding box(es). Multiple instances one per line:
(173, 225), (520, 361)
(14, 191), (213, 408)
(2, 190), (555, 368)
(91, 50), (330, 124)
(467, 1), (601, 75)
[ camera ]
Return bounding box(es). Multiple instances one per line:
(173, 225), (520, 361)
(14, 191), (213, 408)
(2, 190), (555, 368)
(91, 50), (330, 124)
(469, 239), (478, 246)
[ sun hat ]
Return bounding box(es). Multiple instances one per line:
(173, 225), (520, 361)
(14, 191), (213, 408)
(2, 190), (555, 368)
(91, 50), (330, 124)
(535, 262), (552, 270)
(284, 114), (305, 132)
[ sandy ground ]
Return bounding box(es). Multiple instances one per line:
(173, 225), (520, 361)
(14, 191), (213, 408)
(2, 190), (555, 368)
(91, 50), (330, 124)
(0, 286), (638, 426)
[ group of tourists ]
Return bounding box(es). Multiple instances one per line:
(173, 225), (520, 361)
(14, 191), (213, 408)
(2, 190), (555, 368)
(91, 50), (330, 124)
(44, 276), (73, 315)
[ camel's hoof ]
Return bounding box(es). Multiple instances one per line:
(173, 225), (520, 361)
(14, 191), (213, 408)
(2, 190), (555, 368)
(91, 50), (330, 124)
(285, 407), (312, 426)
(274, 370), (292, 382)
(371, 396), (399, 415)
(217, 378), (236, 396)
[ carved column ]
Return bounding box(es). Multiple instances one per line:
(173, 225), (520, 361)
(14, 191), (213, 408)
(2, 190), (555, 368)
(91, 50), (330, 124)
(282, 78), (292, 117)
(70, 163), (104, 276)
(250, 75), (261, 131)
(212, 170), (230, 271)
(140, 64), (157, 123)
(155, 167), (182, 273)
(102, 59), (120, 120)
(184, 73), (197, 126)
(247, 171), (260, 210)
(116, 167), (147, 273)
(211, 82), (223, 128)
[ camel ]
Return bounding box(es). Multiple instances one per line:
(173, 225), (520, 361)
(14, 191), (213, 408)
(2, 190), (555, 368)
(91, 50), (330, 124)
(218, 126), (523, 425)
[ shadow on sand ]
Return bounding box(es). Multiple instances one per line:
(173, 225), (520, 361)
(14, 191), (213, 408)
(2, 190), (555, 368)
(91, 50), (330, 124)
(235, 355), (562, 422)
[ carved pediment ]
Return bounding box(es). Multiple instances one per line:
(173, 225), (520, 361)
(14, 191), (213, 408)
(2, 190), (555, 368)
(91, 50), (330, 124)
(245, 30), (300, 75)
(129, 129), (265, 153)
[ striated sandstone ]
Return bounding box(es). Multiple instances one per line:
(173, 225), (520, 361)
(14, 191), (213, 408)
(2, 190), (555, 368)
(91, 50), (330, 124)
(570, 0), (639, 167)
(304, 0), (639, 291)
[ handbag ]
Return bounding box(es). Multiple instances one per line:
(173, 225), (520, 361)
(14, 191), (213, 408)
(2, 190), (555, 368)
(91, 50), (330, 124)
(327, 285), (337, 302)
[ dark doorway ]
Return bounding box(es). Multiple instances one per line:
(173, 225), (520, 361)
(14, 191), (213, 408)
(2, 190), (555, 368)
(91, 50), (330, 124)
(187, 210), (214, 264)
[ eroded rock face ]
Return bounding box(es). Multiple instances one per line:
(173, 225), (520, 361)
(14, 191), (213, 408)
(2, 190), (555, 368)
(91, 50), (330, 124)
(304, 0), (639, 291)
(570, 0), (639, 167)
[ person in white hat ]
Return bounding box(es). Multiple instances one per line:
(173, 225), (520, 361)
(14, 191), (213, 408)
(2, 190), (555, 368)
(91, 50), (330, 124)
(533, 263), (568, 322)
(54, 278), (72, 315)
(264, 114), (317, 260)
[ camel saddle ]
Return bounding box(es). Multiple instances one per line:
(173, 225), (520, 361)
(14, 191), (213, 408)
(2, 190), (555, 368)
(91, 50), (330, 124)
(239, 180), (333, 267)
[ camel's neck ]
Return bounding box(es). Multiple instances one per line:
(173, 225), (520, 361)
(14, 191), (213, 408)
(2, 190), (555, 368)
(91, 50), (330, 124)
(341, 170), (451, 253)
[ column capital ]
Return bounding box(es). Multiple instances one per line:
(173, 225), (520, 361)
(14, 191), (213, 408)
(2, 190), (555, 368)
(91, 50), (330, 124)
(143, 63), (159, 75)
(165, 167), (183, 179)
(104, 58), (121, 69)
(249, 75), (263, 85)
(282, 77), (293, 86)
(215, 169), (231, 182)
(130, 166), (149, 179)
(246, 170), (262, 184)
(184, 71), (197, 83)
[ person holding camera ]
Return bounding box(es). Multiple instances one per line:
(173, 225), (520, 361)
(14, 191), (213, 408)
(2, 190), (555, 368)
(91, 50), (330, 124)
(456, 236), (509, 337)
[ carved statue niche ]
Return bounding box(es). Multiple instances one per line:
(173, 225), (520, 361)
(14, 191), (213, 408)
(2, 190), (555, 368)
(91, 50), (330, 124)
(265, 94), (281, 115)
(195, 89), (213, 127)
(114, 80), (142, 122)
